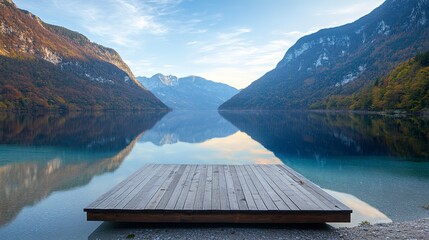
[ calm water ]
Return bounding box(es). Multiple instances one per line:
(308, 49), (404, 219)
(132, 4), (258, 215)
(0, 110), (428, 239)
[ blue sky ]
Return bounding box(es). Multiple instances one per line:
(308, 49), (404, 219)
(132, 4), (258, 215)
(14, 0), (384, 88)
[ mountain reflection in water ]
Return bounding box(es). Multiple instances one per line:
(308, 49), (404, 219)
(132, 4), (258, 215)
(221, 111), (429, 221)
(139, 111), (238, 145)
(0, 111), (166, 226)
(220, 111), (429, 159)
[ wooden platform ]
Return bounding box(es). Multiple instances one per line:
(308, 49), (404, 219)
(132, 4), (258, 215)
(84, 164), (352, 223)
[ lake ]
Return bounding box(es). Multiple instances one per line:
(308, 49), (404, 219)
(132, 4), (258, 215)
(0, 110), (428, 239)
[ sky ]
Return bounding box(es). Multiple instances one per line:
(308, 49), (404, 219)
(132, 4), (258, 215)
(13, 0), (385, 89)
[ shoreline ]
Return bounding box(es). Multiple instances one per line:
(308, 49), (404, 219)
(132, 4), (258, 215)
(89, 218), (429, 240)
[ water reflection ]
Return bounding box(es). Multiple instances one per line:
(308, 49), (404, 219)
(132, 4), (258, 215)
(0, 112), (166, 151)
(0, 111), (166, 226)
(1, 110), (428, 239)
(139, 111), (238, 145)
(326, 189), (392, 227)
(220, 111), (429, 159)
(133, 111), (280, 165)
(221, 111), (429, 222)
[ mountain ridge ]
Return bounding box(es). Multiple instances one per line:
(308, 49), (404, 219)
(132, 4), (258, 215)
(220, 0), (429, 110)
(0, 0), (167, 111)
(138, 74), (239, 110)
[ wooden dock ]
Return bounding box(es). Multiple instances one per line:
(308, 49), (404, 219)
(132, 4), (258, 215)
(84, 164), (352, 223)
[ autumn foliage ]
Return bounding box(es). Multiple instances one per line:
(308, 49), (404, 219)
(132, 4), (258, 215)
(0, 1), (167, 111)
(315, 52), (429, 112)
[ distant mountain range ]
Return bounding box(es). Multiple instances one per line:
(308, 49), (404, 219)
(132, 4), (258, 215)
(220, 0), (429, 111)
(138, 74), (238, 109)
(0, 0), (167, 111)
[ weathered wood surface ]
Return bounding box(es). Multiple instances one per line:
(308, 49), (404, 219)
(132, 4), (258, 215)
(85, 164), (352, 223)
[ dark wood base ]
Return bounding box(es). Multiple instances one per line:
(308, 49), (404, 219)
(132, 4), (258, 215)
(86, 210), (351, 223)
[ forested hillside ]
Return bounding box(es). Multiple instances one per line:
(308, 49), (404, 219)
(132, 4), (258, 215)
(220, 0), (429, 111)
(0, 0), (167, 111)
(315, 52), (429, 112)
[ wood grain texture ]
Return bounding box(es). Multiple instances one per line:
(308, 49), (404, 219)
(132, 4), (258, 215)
(85, 164), (352, 223)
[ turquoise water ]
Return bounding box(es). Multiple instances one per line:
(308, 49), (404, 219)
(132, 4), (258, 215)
(0, 111), (428, 239)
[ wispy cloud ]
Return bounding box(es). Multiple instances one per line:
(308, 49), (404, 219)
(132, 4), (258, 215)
(322, 2), (383, 16)
(17, 0), (384, 89)
(126, 58), (177, 77)
(126, 58), (156, 76)
(186, 41), (199, 46)
(188, 28), (306, 88)
(51, 0), (182, 46)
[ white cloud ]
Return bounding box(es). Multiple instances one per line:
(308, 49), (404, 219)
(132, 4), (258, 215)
(127, 58), (178, 77)
(51, 0), (179, 46)
(188, 28), (306, 89)
(19, 0), (384, 89)
(126, 59), (155, 76)
(323, 2), (383, 16)
(186, 41), (199, 46)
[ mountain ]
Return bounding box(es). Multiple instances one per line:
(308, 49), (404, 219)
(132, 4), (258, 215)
(0, 0), (167, 111)
(139, 111), (238, 145)
(220, 0), (429, 110)
(318, 51), (429, 112)
(138, 74), (238, 109)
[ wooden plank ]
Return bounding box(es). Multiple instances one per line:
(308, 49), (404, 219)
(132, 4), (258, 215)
(202, 165), (213, 210)
(238, 165), (267, 210)
(248, 165), (289, 210)
(254, 165), (301, 210)
(224, 165), (239, 210)
(279, 164), (349, 210)
(146, 165), (186, 209)
(193, 165), (207, 210)
(218, 164), (230, 210)
(243, 165), (277, 210)
(108, 164), (163, 210)
(174, 165), (198, 210)
(164, 165), (193, 210)
(85, 164), (352, 224)
(136, 165), (179, 209)
(272, 165), (331, 210)
(277, 165), (348, 210)
(86, 164), (153, 209)
(211, 165), (221, 210)
(230, 166), (248, 210)
(262, 165), (312, 210)
(265, 165), (328, 211)
(235, 165), (258, 210)
(96, 164), (161, 209)
(155, 165), (188, 209)
(184, 165), (202, 210)
(125, 165), (175, 209)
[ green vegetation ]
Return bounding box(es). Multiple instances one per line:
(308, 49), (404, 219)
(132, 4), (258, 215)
(0, 57), (166, 111)
(314, 52), (429, 113)
(416, 51), (429, 67)
(126, 234), (135, 239)
(0, 2), (167, 111)
(359, 221), (371, 226)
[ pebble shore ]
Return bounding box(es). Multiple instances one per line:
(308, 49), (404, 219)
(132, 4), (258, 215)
(89, 218), (429, 240)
